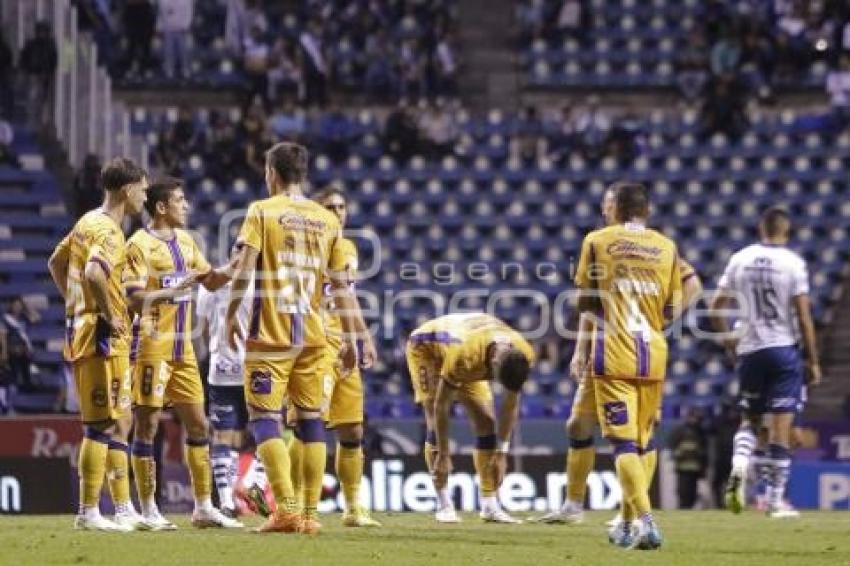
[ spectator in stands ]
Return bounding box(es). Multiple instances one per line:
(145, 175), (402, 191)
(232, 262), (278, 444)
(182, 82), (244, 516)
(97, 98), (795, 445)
(669, 408), (709, 509)
(739, 22), (776, 100)
(826, 54), (850, 129)
(299, 20), (329, 107)
(383, 100), (421, 162)
(676, 31), (711, 102)
(225, 0), (267, 56)
(269, 98), (306, 141)
(240, 102), (270, 184)
(554, 0), (588, 41)
(419, 100), (459, 159)
(0, 119), (20, 168)
(363, 30), (397, 101)
(573, 96), (612, 160)
(317, 102), (355, 163)
(1, 297), (38, 392)
(122, 0), (156, 78)
(158, 0), (194, 81)
(699, 75), (749, 141)
(710, 24), (742, 77)
(0, 29), (13, 119)
(433, 30), (459, 97)
(243, 24), (271, 106)
(511, 104), (547, 164)
(72, 154), (103, 218)
(397, 39), (426, 101)
(172, 106), (201, 158)
(75, 0), (116, 71)
(774, 3), (811, 77)
(268, 39), (302, 104)
(19, 21), (57, 126)
(517, 0), (546, 43)
(204, 110), (241, 184)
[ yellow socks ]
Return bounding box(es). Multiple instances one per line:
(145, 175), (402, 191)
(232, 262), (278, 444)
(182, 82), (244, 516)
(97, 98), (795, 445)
(289, 435), (304, 510)
(615, 445), (651, 517)
(252, 419), (296, 513)
(336, 441), (363, 511)
(186, 438), (212, 501)
(106, 440), (131, 506)
(79, 428), (110, 509)
(131, 440), (157, 512)
(473, 448), (497, 497)
(566, 438), (595, 504)
(298, 419), (326, 519)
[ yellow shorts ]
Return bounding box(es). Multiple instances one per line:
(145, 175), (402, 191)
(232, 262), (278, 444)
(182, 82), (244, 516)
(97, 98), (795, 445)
(593, 377), (662, 449)
(570, 375), (598, 419)
(245, 347), (327, 414)
(132, 358), (204, 408)
(74, 356), (131, 423)
(406, 343), (492, 405)
(326, 364), (364, 428)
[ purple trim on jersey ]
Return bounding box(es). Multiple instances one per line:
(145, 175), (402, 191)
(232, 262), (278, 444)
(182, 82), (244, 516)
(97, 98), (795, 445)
(84, 427), (111, 444)
(165, 238), (187, 361)
(291, 313), (303, 346)
(65, 316), (75, 350)
(593, 309), (605, 376)
(94, 316), (111, 356)
(130, 318), (141, 363)
(87, 256), (111, 277)
(635, 332), (649, 378)
(125, 285), (144, 296)
(108, 440), (129, 453)
(409, 331), (461, 345)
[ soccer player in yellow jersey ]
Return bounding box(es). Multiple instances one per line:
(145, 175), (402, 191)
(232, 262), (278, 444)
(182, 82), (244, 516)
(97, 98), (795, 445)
(572, 182), (682, 549)
(539, 186), (702, 527)
(406, 313), (534, 524)
(287, 186), (381, 527)
(124, 177), (241, 530)
(47, 158), (149, 531)
(226, 142), (376, 535)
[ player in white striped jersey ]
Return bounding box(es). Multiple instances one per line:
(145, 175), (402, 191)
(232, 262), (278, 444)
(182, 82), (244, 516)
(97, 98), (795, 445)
(196, 245), (269, 518)
(710, 207), (821, 519)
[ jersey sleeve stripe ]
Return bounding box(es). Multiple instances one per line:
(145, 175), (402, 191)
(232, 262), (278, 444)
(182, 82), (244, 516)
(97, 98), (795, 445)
(87, 256), (111, 277)
(409, 331), (461, 345)
(291, 313), (304, 346)
(165, 237), (188, 361)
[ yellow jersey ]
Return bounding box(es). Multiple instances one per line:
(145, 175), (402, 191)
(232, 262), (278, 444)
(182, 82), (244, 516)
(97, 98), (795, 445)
(237, 194), (348, 351)
(124, 228), (211, 362)
(322, 237), (358, 352)
(408, 313), (536, 387)
(679, 258), (697, 284)
(575, 223), (682, 381)
(56, 209), (130, 360)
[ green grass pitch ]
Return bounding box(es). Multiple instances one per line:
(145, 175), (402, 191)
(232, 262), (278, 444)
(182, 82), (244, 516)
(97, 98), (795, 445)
(1, 511), (847, 565)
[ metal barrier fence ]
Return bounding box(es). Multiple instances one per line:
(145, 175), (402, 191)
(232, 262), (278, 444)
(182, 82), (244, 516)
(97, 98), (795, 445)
(0, 0), (147, 169)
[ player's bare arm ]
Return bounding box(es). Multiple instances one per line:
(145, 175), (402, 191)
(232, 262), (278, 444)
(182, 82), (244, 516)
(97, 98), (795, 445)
(682, 274), (703, 312)
(226, 243), (257, 350)
(709, 292), (738, 363)
(793, 293), (821, 387)
(570, 312), (594, 382)
(433, 378), (454, 487)
(328, 277), (376, 371)
(127, 270), (202, 314)
(47, 235), (71, 300)
(84, 258), (124, 337)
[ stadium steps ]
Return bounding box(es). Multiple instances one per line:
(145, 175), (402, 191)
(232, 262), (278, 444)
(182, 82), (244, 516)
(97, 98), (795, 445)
(811, 284), (850, 420)
(456, 0), (521, 109)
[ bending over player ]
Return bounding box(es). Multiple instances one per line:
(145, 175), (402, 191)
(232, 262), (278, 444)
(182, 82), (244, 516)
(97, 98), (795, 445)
(406, 312), (534, 524)
(124, 177), (241, 529)
(710, 206), (821, 519)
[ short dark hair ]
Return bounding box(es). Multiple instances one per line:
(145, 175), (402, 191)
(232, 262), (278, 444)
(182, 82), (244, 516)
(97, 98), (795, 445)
(313, 185), (346, 203)
(144, 176), (183, 217)
(101, 157), (146, 192)
(760, 205), (791, 238)
(613, 182), (650, 222)
(497, 350), (530, 393)
(266, 142), (308, 186)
